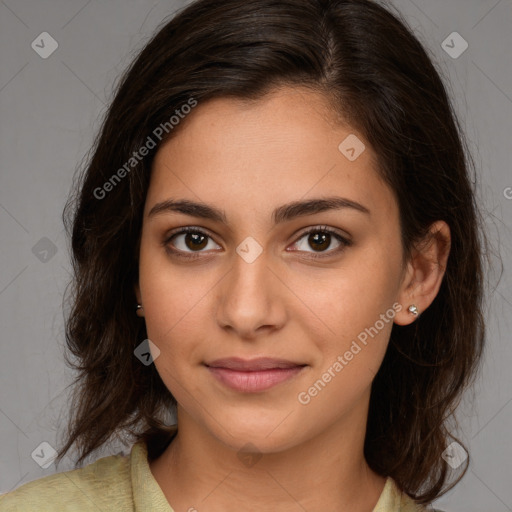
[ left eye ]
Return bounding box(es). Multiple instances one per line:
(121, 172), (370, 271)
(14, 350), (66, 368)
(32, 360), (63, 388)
(290, 227), (350, 256)
(163, 226), (351, 258)
(165, 227), (221, 254)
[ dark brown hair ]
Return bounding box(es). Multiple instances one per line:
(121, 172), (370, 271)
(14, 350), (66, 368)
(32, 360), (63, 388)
(58, 0), (485, 505)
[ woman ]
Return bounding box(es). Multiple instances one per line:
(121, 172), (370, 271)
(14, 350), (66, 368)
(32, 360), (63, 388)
(0, 0), (485, 510)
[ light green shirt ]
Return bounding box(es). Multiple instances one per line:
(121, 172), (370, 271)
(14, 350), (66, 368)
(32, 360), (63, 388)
(0, 440), (432, 511)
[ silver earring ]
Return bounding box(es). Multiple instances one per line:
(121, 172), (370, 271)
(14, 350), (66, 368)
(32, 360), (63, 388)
(408, 304), (419, 316)
(136, 304), (144, 316)
(136, 304), (143, 311)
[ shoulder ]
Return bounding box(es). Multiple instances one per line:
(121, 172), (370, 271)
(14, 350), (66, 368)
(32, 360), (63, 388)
(373, 477), (446, 512)
(0, 450), (132, 512)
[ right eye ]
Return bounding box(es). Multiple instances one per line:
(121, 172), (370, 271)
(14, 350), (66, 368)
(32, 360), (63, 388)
(163, 226), (222, 258)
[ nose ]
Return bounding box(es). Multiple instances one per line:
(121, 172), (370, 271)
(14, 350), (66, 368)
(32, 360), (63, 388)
(215, 246), (287, 341)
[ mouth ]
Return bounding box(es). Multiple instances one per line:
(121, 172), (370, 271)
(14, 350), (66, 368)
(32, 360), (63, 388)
(204, 357), (307, 393)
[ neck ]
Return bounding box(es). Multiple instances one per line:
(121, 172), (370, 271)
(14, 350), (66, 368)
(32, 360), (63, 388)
(149, 396), (386, 512)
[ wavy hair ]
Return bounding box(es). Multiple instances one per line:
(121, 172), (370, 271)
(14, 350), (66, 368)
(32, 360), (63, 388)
(57, 0), (486, 505)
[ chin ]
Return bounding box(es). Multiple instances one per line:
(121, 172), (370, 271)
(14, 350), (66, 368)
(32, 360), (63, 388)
(204, 414), (304, 455)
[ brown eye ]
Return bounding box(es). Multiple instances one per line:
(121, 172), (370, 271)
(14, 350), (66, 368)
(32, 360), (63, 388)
(307, 232), (331, 252)
(164, 227), (221, 256)
(289, 226), (352, 258)
(183, 232), (208, 251)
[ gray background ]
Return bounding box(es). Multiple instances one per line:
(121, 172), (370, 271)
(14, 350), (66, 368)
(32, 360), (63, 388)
(0, 0), (511, 510)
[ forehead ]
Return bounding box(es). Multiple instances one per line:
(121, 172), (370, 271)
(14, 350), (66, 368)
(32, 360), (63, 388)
(146, 87), (397, 225)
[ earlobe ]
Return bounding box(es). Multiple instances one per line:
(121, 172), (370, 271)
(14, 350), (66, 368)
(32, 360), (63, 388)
(134, 283), (145, 317)
(394, 220), (451, 326)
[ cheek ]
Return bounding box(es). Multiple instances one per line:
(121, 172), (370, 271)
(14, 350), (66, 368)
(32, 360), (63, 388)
(141, 274), (209, 401)
(295, 250), (402, 393)
(139, 233), (209, 329)
(296, 252), (401, 338)
(138, 257), (230, 396)
(142, 279), (210, 356)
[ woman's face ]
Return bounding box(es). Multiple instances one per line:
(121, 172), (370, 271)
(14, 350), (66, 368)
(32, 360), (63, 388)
(136, 87), (409, 453)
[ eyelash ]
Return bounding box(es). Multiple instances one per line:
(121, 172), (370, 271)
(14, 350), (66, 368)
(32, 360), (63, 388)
(162, 225), (352, 261)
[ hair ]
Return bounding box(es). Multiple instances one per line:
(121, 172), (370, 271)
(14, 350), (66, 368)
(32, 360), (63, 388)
(57, 0), (486, 505)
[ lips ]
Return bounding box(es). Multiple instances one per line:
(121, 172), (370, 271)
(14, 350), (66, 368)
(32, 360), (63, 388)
(205, 357), (307, 393)
(206, 357), (305, 371)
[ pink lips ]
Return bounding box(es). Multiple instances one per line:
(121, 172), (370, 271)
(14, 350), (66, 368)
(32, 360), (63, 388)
(205, 357), (306, 393)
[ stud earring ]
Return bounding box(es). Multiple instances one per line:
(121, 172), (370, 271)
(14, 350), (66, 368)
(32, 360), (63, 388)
(408, 304), (419, 316)
(136, 304), (144, 316)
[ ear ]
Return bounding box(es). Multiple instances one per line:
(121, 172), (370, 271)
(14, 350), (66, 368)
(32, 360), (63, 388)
(394, 220), (451, 326)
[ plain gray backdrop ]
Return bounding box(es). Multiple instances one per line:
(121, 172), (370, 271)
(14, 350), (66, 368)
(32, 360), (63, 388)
(0, 0), (511, 510)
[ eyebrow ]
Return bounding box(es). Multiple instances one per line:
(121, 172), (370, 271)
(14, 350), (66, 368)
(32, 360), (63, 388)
(147, 196), (370, 225)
